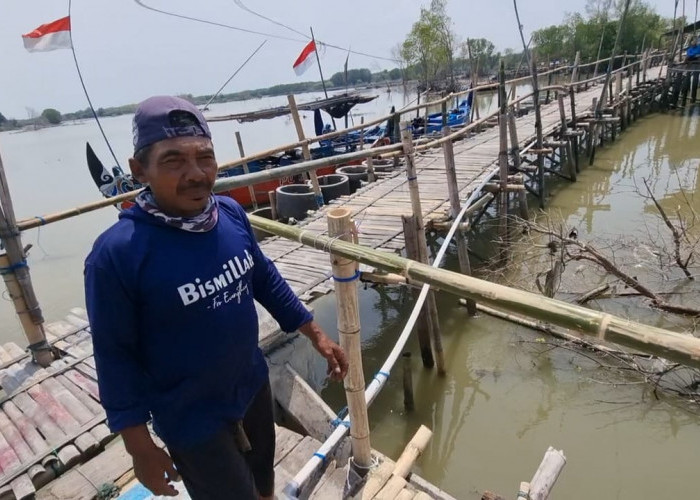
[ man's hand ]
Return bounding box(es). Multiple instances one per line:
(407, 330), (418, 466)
(133, 447), (180, 496)
(122, 425), (180, 496)
(299, 321), (349, 382)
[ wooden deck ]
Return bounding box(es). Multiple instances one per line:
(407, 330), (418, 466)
(255, 77), (654, 304)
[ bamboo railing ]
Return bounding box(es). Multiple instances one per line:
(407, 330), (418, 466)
(249, 215), (700, 369)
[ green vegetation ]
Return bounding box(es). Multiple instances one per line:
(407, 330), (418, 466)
(532, 0), (670, 63)
(41, 108), (62, 125)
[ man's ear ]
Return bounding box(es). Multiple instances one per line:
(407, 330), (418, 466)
(129, 157), (147, 184)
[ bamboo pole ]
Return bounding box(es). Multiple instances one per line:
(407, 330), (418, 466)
(327, 207), (372, 470)
(529, 447), (567, 500)
(516, 482), (531, 500)
(268, 190), (278, 220)
(287, 94), (323, 207)
(570, 51), (580, 86)
(531, 54), (546, 209)
(400, 125), (446, 375)
(0, 153), (52, 367)
(402, 215), (435, 369)
(392, 425), (432, 478)
(442, 127), (476, 315)
(247, 214), (700, 371)
(497, 61), (510, 259)
(234, 131), (258, 210)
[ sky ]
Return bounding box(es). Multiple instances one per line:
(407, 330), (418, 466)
(0, 0), (678, 118)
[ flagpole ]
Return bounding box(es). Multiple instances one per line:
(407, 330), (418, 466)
(310, 27), (336, 130)
(67, 0), (122, 169)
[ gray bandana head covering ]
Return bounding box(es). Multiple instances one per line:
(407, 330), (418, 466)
(135, 189), (219, 232)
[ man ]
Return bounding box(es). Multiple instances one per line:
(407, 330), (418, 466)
(84, 96), (348, 500)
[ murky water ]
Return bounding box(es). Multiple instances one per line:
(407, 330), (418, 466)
(2, 91), (699, 499)
(314, 111), (700, 499)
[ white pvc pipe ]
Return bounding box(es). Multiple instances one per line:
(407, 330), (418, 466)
(282, 168), (499, 498)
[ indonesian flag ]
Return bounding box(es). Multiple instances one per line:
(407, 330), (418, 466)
(293, 40), (316, 76)
(22, 16), (72, 52)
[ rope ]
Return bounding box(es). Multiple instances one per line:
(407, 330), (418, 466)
(332, 270), (360, 283)
(0, 260), (27, 276)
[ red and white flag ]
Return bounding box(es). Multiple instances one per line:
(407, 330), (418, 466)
(22, 16), (72, 52)
(292, 40), (317, 76)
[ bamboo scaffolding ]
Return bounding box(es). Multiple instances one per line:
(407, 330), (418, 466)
(248, 215), (700, 370)
(327, 207), (372, 470)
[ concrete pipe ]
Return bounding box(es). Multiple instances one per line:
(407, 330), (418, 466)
(337, 165), (369, 193)
(249, 207), (274, 242)
(362, 158), (403, 172)
(310, 174), (350, 203)
(275, 184), (319, 221)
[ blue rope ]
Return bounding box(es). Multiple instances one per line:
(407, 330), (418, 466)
(374, 370), (390, 383)
(35, 216), (46, 226)
(330, 418), (350, 428)
(332, 269), (361, 283)
(313, 452), (326, 462)
(0, 260), (27, 276)
(407, 176), (417, 181)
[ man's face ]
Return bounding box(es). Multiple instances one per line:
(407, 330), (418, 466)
(129, 136), (218, 217)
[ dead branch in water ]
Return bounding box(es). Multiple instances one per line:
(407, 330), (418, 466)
(526, 221), (700, 317)
(642, 178), (695, 280)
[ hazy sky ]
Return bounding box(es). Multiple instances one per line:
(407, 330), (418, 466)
(0, 0), (677, 118)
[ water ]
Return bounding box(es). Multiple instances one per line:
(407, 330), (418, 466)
(2, 92), (699, 499)
(314, 111), (700, 499)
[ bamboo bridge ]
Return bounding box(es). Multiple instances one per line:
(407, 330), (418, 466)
(2, 49), (698, 500)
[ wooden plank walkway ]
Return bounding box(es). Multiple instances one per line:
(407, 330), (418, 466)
(256, 77), (655, 303)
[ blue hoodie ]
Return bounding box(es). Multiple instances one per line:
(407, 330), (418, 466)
(84, 196), (312, 447)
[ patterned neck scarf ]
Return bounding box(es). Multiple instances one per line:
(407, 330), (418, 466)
(135, 189), (219, 232)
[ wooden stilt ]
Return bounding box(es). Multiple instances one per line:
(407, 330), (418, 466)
(570, 51), (580, 88)
(327, 207), (372, 470)
(287, 95), (323, 207)
(589, 97), (598, 165)
(568, 88), (580, 173)
(268, 190), (278, 220)
(507, 111), (529, 221)
(400, 125), (446, 375)
(441, 127), (476, 315)
(441, 100), (448, 127)
(529, 447), (567, 500)
(557, 95), (576, 182)
(235, 131), (258, 210)
(530, 55), (546, 209)
(402, 352), (414, 411)
(402, 216), (435, 369)
(497, 61), (510, 258)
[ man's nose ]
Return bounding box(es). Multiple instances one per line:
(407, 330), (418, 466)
(183, 157), (208, 181)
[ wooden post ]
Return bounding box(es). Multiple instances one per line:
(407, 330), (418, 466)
(545, 68), (553, 104)
(327, 207), (372, 470)
(570, 51), (580, 88)
(268, 190), (278, 220)
(529, 447), (567, 500)
(589, 97), (598, 165)
(568, 87), (580, 173)
(692, 72), (699, 104)
(497, 61), (509, 258)
(516, 482), (531, 500)
(0, 152), (53, 367)
(441, 127), (476, 315)
(402, 215), (434, 369)
(530, 55), (546, 209)
(441, 100), (448, 128)
(507, 111), (529, 221)
(235, 131), (258, 210)
(557, 95), (576, 182)
(402, 352), (414, 411)
(400, 124), (446, 375)
(287, 94), (323, 207)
